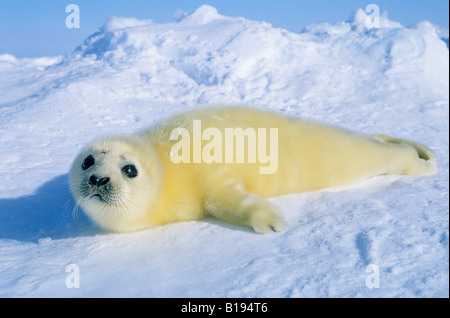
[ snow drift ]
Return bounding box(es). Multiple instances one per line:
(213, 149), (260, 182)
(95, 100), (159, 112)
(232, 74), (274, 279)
(0, 5), (448, 297)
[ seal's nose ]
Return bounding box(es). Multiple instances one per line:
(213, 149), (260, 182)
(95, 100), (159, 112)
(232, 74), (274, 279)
(89, 175), (110, 187)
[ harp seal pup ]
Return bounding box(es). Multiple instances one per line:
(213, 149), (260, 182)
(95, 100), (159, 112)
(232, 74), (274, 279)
(69, 107), (436, 234)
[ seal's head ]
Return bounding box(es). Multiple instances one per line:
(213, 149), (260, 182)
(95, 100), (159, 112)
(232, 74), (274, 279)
(70, 136), (163, 232)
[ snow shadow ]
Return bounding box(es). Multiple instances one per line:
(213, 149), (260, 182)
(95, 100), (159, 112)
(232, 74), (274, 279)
(0, 174), (97, 242)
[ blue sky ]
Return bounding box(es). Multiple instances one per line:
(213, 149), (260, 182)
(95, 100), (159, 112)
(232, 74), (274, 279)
(1, 0), (449, 57)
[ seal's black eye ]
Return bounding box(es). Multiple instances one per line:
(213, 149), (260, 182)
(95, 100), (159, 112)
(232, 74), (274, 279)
(82, 155), (95, 170)
(122, 164), (138, 178)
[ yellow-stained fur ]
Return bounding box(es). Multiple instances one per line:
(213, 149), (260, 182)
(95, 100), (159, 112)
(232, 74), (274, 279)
(70, 107), (436, 233)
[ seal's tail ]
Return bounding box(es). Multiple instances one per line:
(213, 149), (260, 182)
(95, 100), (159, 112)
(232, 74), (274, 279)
(371, 134), (437, 175)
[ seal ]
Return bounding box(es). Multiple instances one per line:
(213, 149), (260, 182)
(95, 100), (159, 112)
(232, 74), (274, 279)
(69, 107), (436, 233)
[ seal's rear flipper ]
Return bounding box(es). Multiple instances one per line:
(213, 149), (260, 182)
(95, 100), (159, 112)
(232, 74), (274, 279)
(371, 134), (437, 175)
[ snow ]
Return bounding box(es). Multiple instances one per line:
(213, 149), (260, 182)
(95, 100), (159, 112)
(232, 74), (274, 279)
(0, 5), (448, 297)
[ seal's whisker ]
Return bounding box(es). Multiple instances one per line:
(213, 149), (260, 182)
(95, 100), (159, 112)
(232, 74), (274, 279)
(118, 195), (142, 219)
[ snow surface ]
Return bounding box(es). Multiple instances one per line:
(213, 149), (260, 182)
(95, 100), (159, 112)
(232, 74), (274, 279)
(0, 5), (448, 297)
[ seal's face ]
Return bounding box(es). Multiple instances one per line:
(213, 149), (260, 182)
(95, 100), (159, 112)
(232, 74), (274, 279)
(70, 136), (163, 232)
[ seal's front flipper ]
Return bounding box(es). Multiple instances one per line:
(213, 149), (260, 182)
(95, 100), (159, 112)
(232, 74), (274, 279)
(245, 194), (286, 234)
(203, 177), (286, 234)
